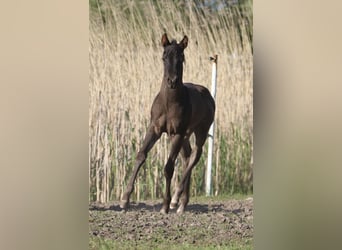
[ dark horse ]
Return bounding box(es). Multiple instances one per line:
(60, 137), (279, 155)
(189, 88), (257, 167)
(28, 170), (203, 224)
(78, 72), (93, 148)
(120, 34), (215, 214)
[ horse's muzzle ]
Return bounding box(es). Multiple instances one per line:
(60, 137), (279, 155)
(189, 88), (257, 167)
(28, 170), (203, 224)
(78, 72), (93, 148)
(167, 77), (178, 89)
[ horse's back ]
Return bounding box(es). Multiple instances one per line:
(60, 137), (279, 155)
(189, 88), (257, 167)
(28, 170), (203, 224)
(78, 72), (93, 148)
(184, 82), (215, 132)
(184, 82), (215, 111)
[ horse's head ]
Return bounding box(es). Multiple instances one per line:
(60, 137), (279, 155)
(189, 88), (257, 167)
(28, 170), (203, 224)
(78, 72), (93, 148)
(161, 33), (188, 89)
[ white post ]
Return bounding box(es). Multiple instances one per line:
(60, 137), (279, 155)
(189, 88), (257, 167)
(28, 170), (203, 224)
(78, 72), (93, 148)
(206, 55), (217, 196)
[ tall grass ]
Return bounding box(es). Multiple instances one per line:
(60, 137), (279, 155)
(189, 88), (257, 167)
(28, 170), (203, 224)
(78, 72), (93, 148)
(89, 0), (253, 202)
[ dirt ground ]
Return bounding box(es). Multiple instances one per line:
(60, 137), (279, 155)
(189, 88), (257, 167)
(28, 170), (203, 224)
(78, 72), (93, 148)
(89, 197), (253, 249)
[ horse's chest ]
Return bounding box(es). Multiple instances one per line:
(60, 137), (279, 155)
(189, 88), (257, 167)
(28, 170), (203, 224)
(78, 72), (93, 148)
(166, 117), (183, 135)
(152, 98), (190, 136)
(154, 113), (185, 136)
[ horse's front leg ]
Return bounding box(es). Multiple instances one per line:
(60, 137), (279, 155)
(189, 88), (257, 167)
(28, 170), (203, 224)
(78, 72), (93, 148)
(120, 124), (161, 210)
(160, 134), (184, 214)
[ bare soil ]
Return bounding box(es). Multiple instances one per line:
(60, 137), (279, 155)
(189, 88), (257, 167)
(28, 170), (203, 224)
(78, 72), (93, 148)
(89, 197), (253, 249)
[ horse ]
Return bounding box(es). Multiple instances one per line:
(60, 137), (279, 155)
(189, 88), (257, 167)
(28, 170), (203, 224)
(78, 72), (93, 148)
(120, 33), (215, 214)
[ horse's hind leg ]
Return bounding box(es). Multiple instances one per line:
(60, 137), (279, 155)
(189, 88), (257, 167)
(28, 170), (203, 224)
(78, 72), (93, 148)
(171, 130), (208, 213)
(179, 169), (192, 211)
(170, 139), (191, 209)
(120, 124), (161, 209)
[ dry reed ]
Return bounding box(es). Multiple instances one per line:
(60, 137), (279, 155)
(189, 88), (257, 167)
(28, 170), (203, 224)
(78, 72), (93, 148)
(89, 0), (253, 202)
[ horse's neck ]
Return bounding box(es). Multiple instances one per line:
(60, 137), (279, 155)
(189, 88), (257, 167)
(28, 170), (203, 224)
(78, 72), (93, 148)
(160, 82), (186, 105)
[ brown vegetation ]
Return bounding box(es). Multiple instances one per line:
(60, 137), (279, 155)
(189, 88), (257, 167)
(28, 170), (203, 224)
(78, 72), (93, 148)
(89, 0), (253, 203)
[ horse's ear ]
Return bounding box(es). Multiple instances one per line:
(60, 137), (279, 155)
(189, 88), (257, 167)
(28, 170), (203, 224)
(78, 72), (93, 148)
(161, 33), (170, 47)
(179, 35), (188, 49)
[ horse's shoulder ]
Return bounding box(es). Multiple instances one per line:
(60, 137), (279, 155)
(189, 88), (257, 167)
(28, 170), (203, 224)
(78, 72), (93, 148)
(151, 93), (165, 117)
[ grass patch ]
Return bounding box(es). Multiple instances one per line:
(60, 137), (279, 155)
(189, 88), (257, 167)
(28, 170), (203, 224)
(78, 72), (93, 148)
(89, 236), (252, 250)
(191, 194), (253, 203)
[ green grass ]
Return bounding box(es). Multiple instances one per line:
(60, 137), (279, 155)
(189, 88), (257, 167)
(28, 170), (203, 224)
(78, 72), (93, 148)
(191, 194), (253, 203)
(89, 236), (252, 250)
(116, 192), (252, 207)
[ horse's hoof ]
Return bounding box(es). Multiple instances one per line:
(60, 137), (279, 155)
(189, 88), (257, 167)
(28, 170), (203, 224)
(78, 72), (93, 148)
(177, 205), (185, 214)
(170, 202), (178, 209)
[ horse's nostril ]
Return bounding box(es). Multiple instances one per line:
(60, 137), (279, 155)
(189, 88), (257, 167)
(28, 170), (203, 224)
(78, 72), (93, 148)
(167, 77), (177, 84)
(167, 76), (178, 88)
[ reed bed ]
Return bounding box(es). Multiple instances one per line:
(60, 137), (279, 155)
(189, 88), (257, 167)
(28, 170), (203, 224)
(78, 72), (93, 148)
(89, 0), (253, 202)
